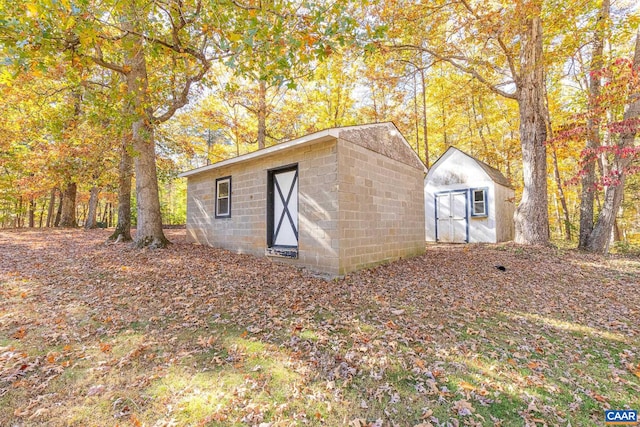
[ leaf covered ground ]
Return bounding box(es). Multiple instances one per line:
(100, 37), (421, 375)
(1, 229), (639, 427)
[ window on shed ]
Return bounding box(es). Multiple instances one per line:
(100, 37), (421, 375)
(215, 176), (231, 218)
(471, 188), (487, 217)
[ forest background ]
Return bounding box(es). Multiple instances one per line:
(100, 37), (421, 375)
(1, 0), (639, 253)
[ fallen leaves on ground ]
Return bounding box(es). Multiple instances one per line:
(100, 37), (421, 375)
(0, 229), (638, 426)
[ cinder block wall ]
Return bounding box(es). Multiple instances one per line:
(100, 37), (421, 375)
(186, 139), (341, 274)
(337, 140), (426, 274)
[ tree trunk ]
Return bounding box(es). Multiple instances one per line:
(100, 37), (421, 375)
(585, 32), (640, 253)
(57, 89), (83, 227)
(471, 91), (489, 155)
(46, 188), (56, 227)
(123, 18), (168, 248)
(613, 218), (623, 242)
(38, 200), (46, 228)
(552, 146), (572, 240)
(102, 202), (109, 223)
(371, 81), (379, 122)
(79, 203), (87, 226)
(514, 15), (550, 245)
(85, 186), (100, 229)
(16, 197), (22, 228)
(439, 66), (448, 147)
(132, 120), (168, 247)
(58, 182), (77, 227)
(545, 89), (572, 241)
(28, 198), (35, 228)
(109, 136), (133, 241)
(54, 191), (63, 227)
(420, 68), (429, 168)
(579, 0), (609, 249)
(552, 191), (562, 237)
(257, 80), (267, 149)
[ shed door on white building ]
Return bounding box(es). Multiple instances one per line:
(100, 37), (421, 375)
(267, 165), (299, 257)
(435, 191), (468, 243)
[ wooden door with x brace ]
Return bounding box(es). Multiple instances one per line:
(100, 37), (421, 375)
(267, 165), (299, 258)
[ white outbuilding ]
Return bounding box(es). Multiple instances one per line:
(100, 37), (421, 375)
(425, 147), (515, 243)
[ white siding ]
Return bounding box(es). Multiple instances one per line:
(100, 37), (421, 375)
(425, 148), (513, 243)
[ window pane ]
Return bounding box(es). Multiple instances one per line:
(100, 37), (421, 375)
(217, 198), (229, 215)
(474, 190), (484, 202)
(218, 181), (229, 198)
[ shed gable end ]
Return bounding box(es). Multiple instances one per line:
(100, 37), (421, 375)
(337, 124), (425, 171)
(427, 149), (490, 186)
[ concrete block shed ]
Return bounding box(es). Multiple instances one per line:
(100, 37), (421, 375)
(179, 122), (427, 276)
(424, 147), (515, 243)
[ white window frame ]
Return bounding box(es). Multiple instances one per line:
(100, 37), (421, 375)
(215, 176), (231, 218)
(470, 188), (488, 217)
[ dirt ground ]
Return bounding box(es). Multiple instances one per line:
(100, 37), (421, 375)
(1, 229), (638, 426)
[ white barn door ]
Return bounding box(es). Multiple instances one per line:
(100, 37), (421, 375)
(269, 167), (299, 254)
(436, 191), (468, 243)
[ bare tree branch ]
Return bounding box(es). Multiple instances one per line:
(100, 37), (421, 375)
(152, 60), (211, 123)
(389, 44), (518, 100)
(458, 0), (519, 83)
(89, 43), (127, 74)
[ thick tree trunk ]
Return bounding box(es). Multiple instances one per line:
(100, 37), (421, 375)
(46, 188), (56, 227)
(132, 120), (167, 247)
(257, 80), (267, 149)
(109, 137), (133, 241)
(123, 20), (168, 248)
(578, 159), (597, 245)
(85, 186), (100, 229)
(514, 15), (549, 245)
(58, 182), (77, 227)
(58, 89), (83, 226)
(579, 0), (609, 249)
(585, 178), (625, 252)
(28, 199), (35, 228)
(613, 218), (623, 242)
(585, 32), (640, 253)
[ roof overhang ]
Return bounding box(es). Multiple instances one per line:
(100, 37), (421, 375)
(178, 129), (339, 178)
(179, 122), (427, 177)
